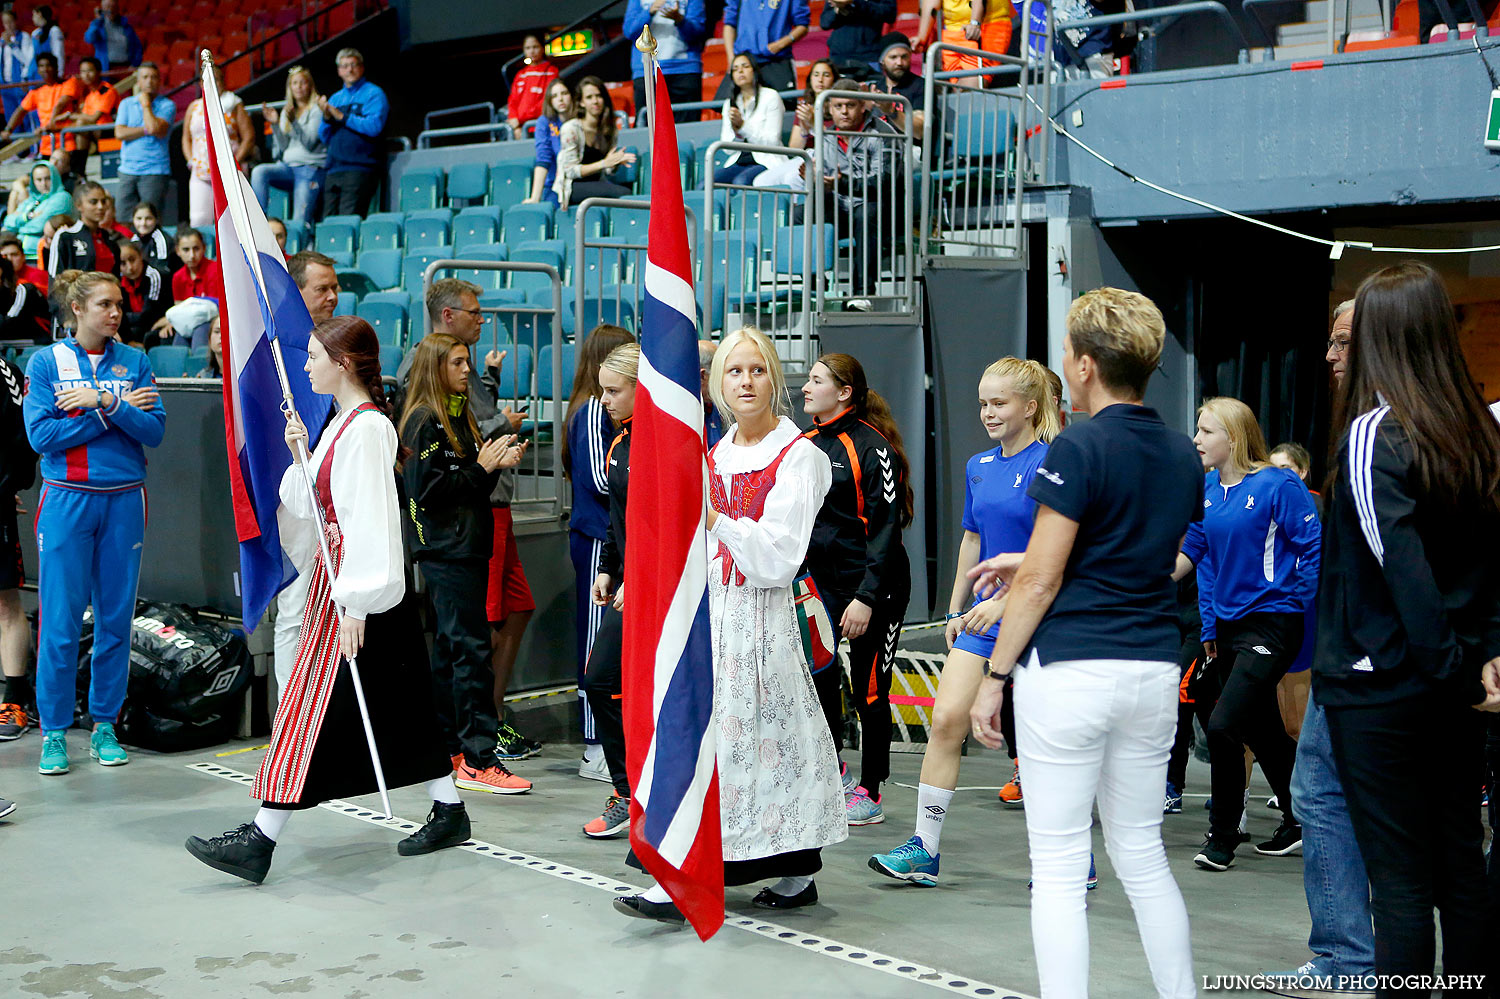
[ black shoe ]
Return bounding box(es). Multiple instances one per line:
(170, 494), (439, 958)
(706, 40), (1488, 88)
(397, 801), (471, 857)
(752, 881), (819, 909)
(185, 822), (276, 884)
(1193, 837), (1236, 871)
(1255, 820), (1303, 856)
(613, 894), (686, 924)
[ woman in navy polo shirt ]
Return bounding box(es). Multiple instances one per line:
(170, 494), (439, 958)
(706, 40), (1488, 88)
(969, 288), (1203, 999)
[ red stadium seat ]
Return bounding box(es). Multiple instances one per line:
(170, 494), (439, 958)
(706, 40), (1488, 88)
(224, 58), (251, 91)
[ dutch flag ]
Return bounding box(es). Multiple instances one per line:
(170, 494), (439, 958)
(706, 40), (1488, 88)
(202, 53), (332, 629)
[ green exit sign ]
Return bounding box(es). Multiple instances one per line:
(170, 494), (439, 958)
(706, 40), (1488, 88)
(1487, 89), (1500, 150)
(546, 29), (594, 58)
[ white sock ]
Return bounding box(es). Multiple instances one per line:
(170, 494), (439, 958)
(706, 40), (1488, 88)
(584, 743), (605, 763)
(253, 807), (290, 843)
(769, 876), (812, 896)
(642, 883), (672, 904)
(426, 776), (461, 805)
(914, 783), (955, 855)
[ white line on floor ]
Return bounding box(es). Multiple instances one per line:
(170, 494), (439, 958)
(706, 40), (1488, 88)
(187, 762), (1036, 999)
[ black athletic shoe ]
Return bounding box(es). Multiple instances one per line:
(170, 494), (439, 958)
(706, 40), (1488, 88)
(613, 894), (686, 924)
(185, 822), (276, 884)
(397, 801), (471, 856)
(1255, 819), (1303, 856)
(1193, 837), (1236, 871)
(752, 881), (819, 910)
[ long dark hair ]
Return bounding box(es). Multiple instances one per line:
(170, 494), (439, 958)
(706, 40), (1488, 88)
(542, 78), (574, 124)
(729, 53), (764, 109)
(1335, 261), (1500, 514)
(561, 323), (635, 477)
(802, 58), (837, 106)
(576, 75), (617, 149)
(313, 315), (392, 418)
(816, 353), (915, 527)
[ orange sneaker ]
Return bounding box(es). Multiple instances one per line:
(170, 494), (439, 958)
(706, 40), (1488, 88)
(450, 753), (464, 773)
(0, 702), (28, 741)
(998, 760), (1023, 807)
(583, 794), (631, 839)
(454, 760), (532, 795)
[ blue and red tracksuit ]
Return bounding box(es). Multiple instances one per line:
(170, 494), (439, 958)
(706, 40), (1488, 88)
(23, 338), (166, 734)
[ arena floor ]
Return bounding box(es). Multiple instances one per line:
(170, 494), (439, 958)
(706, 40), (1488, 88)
(1, 720), (1314, 999)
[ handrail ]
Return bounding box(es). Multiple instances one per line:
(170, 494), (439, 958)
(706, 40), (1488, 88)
(1238, 0), (1292, 51)
(634, 87), (801, 126)
(417, 122), (514, 148)
(1055, 1), (1252, 63)
(423, 101), (496, 132)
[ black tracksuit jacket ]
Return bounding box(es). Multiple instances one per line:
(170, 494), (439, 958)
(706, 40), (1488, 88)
(400, 407), (499, 563)
(597, 418), (631, 580)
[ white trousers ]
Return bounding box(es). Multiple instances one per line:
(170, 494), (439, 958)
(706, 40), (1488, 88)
(1014, 654), (1196, 999)
(272, 573), (312, 695)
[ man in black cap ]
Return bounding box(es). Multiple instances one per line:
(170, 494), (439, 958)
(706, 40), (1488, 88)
(876, 33), (924, 134)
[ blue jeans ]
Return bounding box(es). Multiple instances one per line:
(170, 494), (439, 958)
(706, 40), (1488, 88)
(250, 161), (325, 224)
(1289, 692), (1375, 975)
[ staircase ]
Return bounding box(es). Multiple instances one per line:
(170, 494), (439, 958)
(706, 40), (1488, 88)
(1270, 0), (1392, 59)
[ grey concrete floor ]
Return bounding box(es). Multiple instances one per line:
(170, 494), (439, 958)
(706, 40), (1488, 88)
(0, 721), (1318, 999)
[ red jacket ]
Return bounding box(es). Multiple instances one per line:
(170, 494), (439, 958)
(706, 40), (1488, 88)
(173, 257), (222, 301)
(507, 60), (559, 125)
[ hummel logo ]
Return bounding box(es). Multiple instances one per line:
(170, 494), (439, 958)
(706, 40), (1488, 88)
(1245, 496), (1256, 509)
(923, 805), (946, 816)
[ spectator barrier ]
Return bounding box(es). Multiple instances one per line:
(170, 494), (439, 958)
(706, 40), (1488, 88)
(1054, 1), (1253, 67)
(421, 257), (567, 526)
(570, 194), (699, 336)
(811, 90), (916, 317)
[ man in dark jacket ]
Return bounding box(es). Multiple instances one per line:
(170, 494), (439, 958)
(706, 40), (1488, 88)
(822, 0), (896, 72)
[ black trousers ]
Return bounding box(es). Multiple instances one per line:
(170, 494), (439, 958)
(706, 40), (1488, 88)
(1206, 612), (1301, 839)
(633, 72), (703, 123)
(582, 604), (629, 797)
(1488, 718), (1499, 952)
(1167, 643), (1201, 790)
(422, 558), (501, 769)
(815, 580), (910, 793)
(794, 193), (905, 296)
(322, 168), (380, 218)
(1326, 692), (1489, 994)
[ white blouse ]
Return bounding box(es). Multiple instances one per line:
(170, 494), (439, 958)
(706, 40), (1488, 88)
(278, 407), (405, 620)
(719, 85), (789, 170)
(707, 416), (832, 589)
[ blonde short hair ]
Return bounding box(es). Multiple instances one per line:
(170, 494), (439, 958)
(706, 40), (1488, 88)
(1065, 287), (1165, 397)
(600, 342), (640, 383)
(1198, 397), (1271, 474)
(709, 326), (787, 422)
(982, 356), (1061, 443)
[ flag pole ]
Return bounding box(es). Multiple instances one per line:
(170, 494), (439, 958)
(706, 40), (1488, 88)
(636, 24), (658, 127)
(202, 52), (393, 821)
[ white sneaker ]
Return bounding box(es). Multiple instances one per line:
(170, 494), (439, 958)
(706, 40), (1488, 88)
(578, 752), (612, 783)
(842, 298), (874, 312)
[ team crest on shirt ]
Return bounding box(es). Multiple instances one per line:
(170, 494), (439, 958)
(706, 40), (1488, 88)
(1245, 496), (1255, 509)
(112, 364), (129, 377)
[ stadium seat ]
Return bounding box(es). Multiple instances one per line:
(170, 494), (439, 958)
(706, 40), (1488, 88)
(398, 168), (445, 212)
(773, 224), (836, 277)
(195, 225), (216, 259)
(502, 204), (553, 246)
(453, 207), (500, 251)
(334, 291), (357, 317)
(357, 298), (407, 348)
(563, 289), (635, 336)
(451, 244), (508, 290)
(607, 205), (650, 244)
(364, 290), (413, 313)
(189, 345), (211, 369)
(147, 345), (189, 377)
(701, 230), (761, 308)
(489, 343), (534, 400)
(936, 109), (1015, 183)
(283, 219), (310, 253)
(488, 161), (534, 208)
(403, 249), (456, 294)
(359, 212), (404, 252)
(509, 268), (555, 299)
(379, 345), (404, 379)
(536, 341), (577, 401)
(447, 162), (489, 205)
(336, 268), (379, 302)
(264, 185), (291, 222)
(579, 236), (632, 286)
(502, 311), (554, 347)
(612, 146), (641, 190)
(356, 249), (403, 290)
(478, 289), (525, 307)
(679, 139), (696, 189)
(315, 217), (358, 260)
(405, 209), (454, 250)
(510, 241), (565, 275)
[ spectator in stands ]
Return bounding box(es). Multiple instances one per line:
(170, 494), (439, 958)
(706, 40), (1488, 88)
(876, 34), (924, 133)
(183, 63), (254, 226)
(268, 217), (288, 254)
(822, 0), (896, 75)
(715, 54), (787, 186)
(117, 239), (169, 345)
(722, 0), (810, 96)
(195, 315), (223, 378)
(505, 34), (558, 134)
(0, 52), (81, 159)
(171, 226), (219, 301)
(102, 196), (131, 241)
(52, 56), (120, 177)
(0, 236), (47, 293)
(699, 339), (723, 448)
(553, 76), (637, 210)
(252, 66), (326, 226)
(130, 201), (176, 274)
(83, 0), (141, 74)
(3, 161), (71, 259)
(625, 0), (709, 124)
(0, 252), (50, 343)
(48, 181), (120, 278)
(798, 80), (902, 308)
(524, 79), (573, 206)
(50, 145), (82, 195)
(917, 0), (1013, 86)
(113, 61), (176, 222)
(753, 56), (835, 190)
(318, 48), (389, 219)
(289, 250), (340, 325)
(29, 6), (64, 72)
(0, 11), (35, 126)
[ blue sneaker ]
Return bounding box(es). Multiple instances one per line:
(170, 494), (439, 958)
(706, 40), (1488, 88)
(869, 836), (940, 886)
(845, 786), (884, 826)
(1260, 960), (1374, 998)
(1164, 782), (1183, 814)
(90, 723), (129, 767)
(38, 731), (69, 775)
(840, 761), (855, 794)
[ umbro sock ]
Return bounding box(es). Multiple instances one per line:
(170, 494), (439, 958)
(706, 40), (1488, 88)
(914, 783), (955, 854)
(769, 876), (812, 897)
(253, 807), (291, 842)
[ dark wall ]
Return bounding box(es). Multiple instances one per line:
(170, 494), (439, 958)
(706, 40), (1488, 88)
(391, 0), (611, 47)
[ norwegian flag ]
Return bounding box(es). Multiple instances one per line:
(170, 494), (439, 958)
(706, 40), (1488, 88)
(620, 65), (724, 941)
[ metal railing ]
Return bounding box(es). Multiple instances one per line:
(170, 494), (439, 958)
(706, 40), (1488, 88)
(702, 142), (816, 367)
(571, 196), (697, 343)
(421, 259), (567, 524)
(810, 90), (917, 316)
(417, 122), (514, 148)
(1055, 1), (1252, 66)
(634, 88), (801, 127)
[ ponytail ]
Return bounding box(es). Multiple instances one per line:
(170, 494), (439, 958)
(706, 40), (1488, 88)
(814, 352), (915, 527)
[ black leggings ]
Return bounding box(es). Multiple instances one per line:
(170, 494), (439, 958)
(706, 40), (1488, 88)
(814, 584), (910, 797)
(1206, 612), (1301, 840)
(581, 604), (629, 798)
(424, 558), (502, 770)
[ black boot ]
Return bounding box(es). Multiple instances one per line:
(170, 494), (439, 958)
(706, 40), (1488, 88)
(397, 801), (471, 856)
(185, 822), (276, 884)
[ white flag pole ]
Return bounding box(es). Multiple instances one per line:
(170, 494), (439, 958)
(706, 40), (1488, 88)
(202, 51), (393, 821)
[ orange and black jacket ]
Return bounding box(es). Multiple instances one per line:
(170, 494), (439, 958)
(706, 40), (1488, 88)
(803, 406), (908, 606)
(597, 417), (632, 580)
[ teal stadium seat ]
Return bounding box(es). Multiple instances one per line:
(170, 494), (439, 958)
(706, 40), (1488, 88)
(399, 168), (444, 212)
(357, 297), (407, 348)
(536, 341), (576, 400)
(488, 161), (534, 208)
(315, 217), (358, 264)
(356, 249), (403, 290)
(404, 249), (455, 294)
(510, 240), (564, 275)
(453, 206), (501, 251)
(489, 343), (534, 401)
(336, 268), (379, 302)
(404, 209), (453, 251)
(563, 288), (634, 336)
(195, 225), (216, 259)
(359, 212), (404, 252)
(282, 219), (310, 253)
(451, 244), (508, 291)
(334, 291), (357, 316)
(146, 345), (189, 377)
(379, 345), (403, 379)
(446, 162), (489, 206)
(501, 204), (552, 246)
